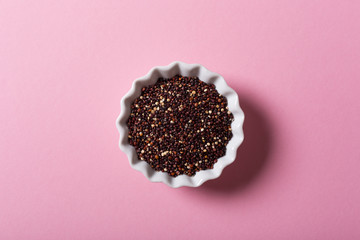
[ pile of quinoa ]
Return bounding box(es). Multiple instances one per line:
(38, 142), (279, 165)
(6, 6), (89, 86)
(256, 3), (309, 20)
(127, 75), (234, 177)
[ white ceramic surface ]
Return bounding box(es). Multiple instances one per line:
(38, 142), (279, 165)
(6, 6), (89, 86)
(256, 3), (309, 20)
(116, 61), (245, 188)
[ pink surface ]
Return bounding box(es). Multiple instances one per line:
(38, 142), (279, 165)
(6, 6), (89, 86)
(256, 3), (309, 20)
(1, 1), (360, 239)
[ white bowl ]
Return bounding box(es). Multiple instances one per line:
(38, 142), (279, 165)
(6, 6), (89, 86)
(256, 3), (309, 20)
(116, 61), (244, 188)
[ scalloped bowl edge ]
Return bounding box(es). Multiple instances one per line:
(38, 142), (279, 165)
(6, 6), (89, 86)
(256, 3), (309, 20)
(116, 61), (244, 188)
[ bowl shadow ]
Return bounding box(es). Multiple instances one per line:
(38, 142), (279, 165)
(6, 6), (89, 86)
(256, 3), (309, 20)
(199, 88), (273, 194)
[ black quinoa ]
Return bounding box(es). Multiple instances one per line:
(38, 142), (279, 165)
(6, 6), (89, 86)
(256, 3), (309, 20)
(127, 75), (234, 177)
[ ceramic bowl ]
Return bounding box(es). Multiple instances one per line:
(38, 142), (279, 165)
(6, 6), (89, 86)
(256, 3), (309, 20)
(116, 61), (244, 187)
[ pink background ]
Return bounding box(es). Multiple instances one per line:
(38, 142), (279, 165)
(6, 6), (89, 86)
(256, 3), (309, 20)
(1, 1), (360, 239)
